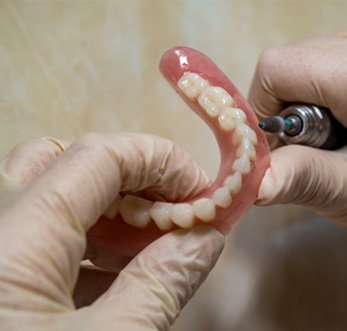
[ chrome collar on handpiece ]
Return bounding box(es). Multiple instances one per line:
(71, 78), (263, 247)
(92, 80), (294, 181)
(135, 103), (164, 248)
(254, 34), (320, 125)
(259, 104), (347, 150)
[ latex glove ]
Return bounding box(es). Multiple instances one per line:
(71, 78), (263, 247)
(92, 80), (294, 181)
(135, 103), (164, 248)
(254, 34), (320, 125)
(0, 134), (224, 330)
(248, 33), (347, 222)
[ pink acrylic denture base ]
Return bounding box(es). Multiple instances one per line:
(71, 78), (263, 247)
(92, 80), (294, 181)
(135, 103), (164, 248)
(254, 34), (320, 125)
(87, 47), (270, 257)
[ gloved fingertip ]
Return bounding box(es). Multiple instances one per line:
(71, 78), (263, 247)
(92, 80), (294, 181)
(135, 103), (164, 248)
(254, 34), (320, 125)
(0, 171), (22, 202)
(255, 146), (297, 206)
(255, 167), (277, 206)
(170, 225), (225, 263)
(162, 225), (224, 304)
(181, 225), (225, 257)
(173, 223), (224, 238)
(89, 225), (225, 329)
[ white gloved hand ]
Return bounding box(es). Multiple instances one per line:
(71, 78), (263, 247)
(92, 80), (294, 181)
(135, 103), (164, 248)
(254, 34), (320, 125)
(248, 33), (347, 222)
(0, 134), (224, 330)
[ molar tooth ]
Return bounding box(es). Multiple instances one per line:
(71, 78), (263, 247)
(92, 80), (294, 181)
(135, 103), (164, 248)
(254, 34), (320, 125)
(149, 202), (174, 231)
(236, 137), (256, 161)
(178, 73), (209, 100)
(193, 198), (216, 222)
(232, 154), (251, 175)
(198, 86), (235, 118)
(224, 172), (242, 195)
(218, 109), (237, 131)
(119, 195), (153, 228)
(218, 107), (246, 131)
(231, 108), (247, 122)
(232, 123), (257, 145)
(170, 203), (195, 228)
(212, 187), (232, 208)
(103, 195), (122, 219)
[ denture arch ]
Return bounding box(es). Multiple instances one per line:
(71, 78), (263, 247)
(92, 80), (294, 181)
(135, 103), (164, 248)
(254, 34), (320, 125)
(89, 47), (270, 258)
(104, 71), (260, 231)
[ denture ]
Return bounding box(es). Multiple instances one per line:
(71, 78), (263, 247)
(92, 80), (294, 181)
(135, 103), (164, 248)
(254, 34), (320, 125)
(87, 47), (270, 257)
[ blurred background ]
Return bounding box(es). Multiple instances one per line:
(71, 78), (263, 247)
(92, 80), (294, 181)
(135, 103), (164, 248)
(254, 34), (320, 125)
(1, 1), (347, 330)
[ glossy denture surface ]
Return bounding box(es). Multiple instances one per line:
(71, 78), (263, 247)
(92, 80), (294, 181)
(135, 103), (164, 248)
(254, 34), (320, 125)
(87, 47), (270, 257)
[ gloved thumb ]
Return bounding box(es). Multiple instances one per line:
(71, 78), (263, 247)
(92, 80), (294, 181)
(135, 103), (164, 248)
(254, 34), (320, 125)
(85, 226), (224, 330)
(256, 144), (347, 222)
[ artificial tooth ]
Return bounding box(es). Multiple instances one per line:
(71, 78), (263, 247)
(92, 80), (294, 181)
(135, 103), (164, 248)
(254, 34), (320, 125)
(212, 187), (232, 208)
(218, 107), (246, 131)
(149, 202), (174, 231)
(218, 108), (247, 131)
(232, 123), (257, 145)
(236, 137), (256, 161)
(218, 109), (237, 131)
(119, 195), (153, 229)
(178, 73), (209, 100)
(170, 203), (195, 228)
(232, 154), (251, 175)
(198, 86), (235, 118)
(224, 172), (242, 195)
(103, 195), (121, 219)
(193, 198), (216, 222)
(231, 108), (247, 122)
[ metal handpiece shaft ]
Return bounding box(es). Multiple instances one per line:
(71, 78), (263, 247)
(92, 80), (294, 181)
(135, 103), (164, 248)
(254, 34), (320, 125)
(258, 104), (347, 150)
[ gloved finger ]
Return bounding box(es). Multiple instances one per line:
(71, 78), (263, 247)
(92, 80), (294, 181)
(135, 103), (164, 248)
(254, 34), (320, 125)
(0, 137), (129, 233)
(0, 136), (121, 308)
(0, 137), (68, 187)
(249, 35), (347, 123)
(83, 226), (224, 330)
(1, 133), (210, 310)
(0, 136), (117, 295)
(256, 144), (347, 222)
(0, 137), (69, 208)
(247, 45), (290, 149)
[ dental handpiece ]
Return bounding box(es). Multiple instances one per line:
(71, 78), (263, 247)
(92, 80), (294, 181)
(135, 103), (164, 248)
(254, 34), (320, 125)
(258, 104), (347, 150)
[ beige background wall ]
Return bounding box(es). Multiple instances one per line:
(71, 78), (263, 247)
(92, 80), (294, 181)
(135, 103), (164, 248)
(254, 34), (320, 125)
(1, 1), (347, 330)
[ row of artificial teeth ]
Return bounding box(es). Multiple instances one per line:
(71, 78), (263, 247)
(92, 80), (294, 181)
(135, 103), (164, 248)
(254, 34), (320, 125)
(103, 171), (242, 230)
(178, 72), (255, 132)
(102, 73), (258, 230)
(178, 72), (257, 175)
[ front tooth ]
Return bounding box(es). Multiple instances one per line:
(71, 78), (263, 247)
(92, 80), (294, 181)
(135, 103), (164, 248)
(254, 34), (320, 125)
(236, 137), (256, 161)
(224, 172), (242, 195)
(103, 196), (122, 219)
(170, 203), (195, 228)
(198, 86), (235, 118)
(193, 198), (216, 222)
(178, 73), (209, 100)
(232, 154), (251, 175)
(212, 187), (232, 208)
(119, 195), (153, 228)
(149, 202), (174, 231)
